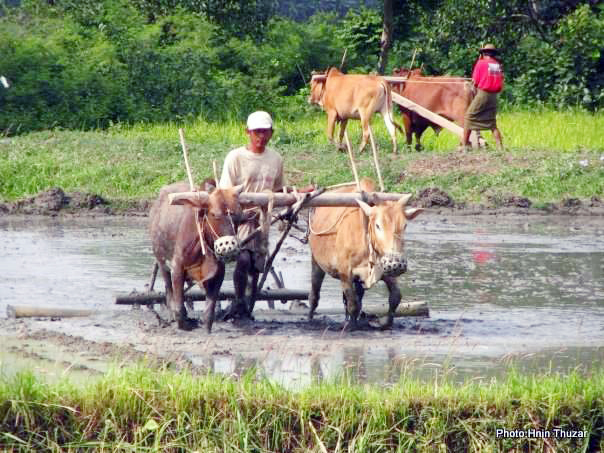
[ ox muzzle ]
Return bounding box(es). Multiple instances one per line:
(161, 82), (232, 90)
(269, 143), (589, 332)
(213, 235), (240, 262)
(380, 253), (407, 277)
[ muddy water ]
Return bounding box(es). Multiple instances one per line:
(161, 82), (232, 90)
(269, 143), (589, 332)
(1, 213), (603, 387)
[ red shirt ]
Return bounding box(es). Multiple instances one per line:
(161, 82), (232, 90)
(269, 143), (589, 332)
(472, 56), (504, 93)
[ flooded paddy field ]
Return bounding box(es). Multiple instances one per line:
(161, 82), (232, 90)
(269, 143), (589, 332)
(1, 212), (603, 387)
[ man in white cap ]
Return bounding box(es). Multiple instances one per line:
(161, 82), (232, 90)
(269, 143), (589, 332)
(220, 110), (313, 319)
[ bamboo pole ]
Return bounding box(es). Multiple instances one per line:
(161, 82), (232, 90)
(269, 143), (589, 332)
(343, 130), (361, 191)
(255, 301), (429, 318)
(367, 125), (385, 191)
(115, 288), (310, 305)
(114, 292), (428, 318)
(391, 92), (484, 147)
(178, 128), (206, 255)
(7, 305), (95, 319)
(169, 191), (411, 208)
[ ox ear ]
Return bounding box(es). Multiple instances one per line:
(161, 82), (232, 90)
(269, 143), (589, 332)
(203, 179), (216, 192)
(396, 193), (413, 207)
(356, 199), (373, 217)
(404, 207), (423, 220)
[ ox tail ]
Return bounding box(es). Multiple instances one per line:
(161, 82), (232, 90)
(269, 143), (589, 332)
(381, 80), (406, 134)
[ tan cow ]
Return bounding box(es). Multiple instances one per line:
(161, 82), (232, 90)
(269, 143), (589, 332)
(392, 68), (474, 150)
(149, 180), (244, 333)
(309, 67), (404, 154)
(308, 179), (422, 328)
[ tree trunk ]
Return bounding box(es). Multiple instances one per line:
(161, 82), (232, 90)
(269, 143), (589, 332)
(378, 0), (393, 75)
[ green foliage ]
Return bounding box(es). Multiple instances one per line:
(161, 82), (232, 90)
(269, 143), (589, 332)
(390, 0), (603, 110)
(336, 8), (382, 72)
(1, 0), (602, 135)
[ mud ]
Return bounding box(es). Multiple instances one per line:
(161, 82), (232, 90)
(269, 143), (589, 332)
(1, 187), (603, 217)
(1, 211), (603, 387)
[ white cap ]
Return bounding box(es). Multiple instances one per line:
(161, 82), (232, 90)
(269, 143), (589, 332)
(246, 111), (273, 130)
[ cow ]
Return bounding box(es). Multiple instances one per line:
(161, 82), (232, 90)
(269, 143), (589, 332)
(149, 180), (244, 333)
(392, 68), (474, 151)
(309, 67), (404, 154)
(307, 178), (422, 328)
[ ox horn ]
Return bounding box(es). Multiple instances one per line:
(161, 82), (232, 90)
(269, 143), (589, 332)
(356, 199), (373, 217)
(396, 193), (413, 207)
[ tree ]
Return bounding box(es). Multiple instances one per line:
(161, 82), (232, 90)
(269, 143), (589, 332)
(377, 0), (392, 74)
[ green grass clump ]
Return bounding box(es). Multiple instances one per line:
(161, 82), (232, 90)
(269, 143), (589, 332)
(1, 365), (603, 451)
(1, 109), (602, 205)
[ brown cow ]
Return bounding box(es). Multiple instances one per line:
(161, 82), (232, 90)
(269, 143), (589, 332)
(392, 68), (474, 150)
(308, 179), (422, 328)
(149, 180), (244, 332)
(309, 67), (404, 154)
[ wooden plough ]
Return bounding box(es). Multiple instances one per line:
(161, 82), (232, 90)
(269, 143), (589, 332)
(114, 187), (429, 319)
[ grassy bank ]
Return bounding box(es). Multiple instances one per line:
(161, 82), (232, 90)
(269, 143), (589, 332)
(1, 110), (603, 206)
(1, 365), (603, 451)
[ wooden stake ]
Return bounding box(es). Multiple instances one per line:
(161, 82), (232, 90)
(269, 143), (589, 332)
(340, 48), (348, 69)
(343, 130), (361, 191)
(212, 160), (219, 183)
(367, 125), (385, 191)
(178, 128), (206, 255)
(409, 48), (418, 69)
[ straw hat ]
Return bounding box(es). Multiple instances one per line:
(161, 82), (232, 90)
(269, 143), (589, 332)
(479, 43), (499, 54)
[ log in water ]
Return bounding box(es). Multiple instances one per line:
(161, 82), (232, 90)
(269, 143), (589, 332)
(6, 305), (95, 319)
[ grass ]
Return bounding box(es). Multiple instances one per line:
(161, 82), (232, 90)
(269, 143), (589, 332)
(0, 109), (603, 205)
(0, 364), (603, 451)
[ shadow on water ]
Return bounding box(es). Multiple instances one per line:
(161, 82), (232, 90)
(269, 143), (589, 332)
(0, 214), (603, 387)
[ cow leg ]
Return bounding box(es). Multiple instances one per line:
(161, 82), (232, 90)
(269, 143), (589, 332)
(402, 113), (413, 150)
(202, 266), (225, 334)
(342, 281), (361, 329)
(308, 256), (325, 321)
(171, 268), (195, 330)
(158, 264), (173, 310)
(414, 130), (423, 151)
(343, 278), (365, 320)
(358, 114), (370, 153)
(326, 111), (338, 149)
(337, 119), (348, 152)
(382, 275), (402, 328)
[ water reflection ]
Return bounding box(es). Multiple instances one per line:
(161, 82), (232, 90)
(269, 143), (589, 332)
(1, 214), (604, 387)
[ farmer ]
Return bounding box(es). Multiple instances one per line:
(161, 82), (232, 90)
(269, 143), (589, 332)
(219, 110), (313, 318)
(462, 43), (504, 151)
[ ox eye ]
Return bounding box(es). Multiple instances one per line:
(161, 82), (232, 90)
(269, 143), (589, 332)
(375, 223), (382, 231)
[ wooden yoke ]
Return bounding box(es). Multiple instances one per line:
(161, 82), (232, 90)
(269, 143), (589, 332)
(169, 191), (412, 208)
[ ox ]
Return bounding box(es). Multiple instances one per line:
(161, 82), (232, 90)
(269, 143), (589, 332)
(392, 68), (473, 150)
(309, 67), (404, 154)
(308, 179), (422, 328)
(149, 180), (243, 332)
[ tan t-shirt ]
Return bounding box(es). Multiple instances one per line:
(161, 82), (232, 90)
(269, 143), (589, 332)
(219, 146), (284, 193)
(219, 146), (285, 264)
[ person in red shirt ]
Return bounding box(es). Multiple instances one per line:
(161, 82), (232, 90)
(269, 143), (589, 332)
(462, 43), (504, 151)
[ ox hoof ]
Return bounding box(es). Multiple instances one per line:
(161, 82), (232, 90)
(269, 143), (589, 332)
(369, 316), (393, 330)
(177, 317), (198, 331)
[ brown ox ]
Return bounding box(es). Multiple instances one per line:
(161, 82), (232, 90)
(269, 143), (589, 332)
(309, 67), (404, 154)
(392, 68), (473, 150)
(308, 179), (422, 328)
(149, 180), (243, 332)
